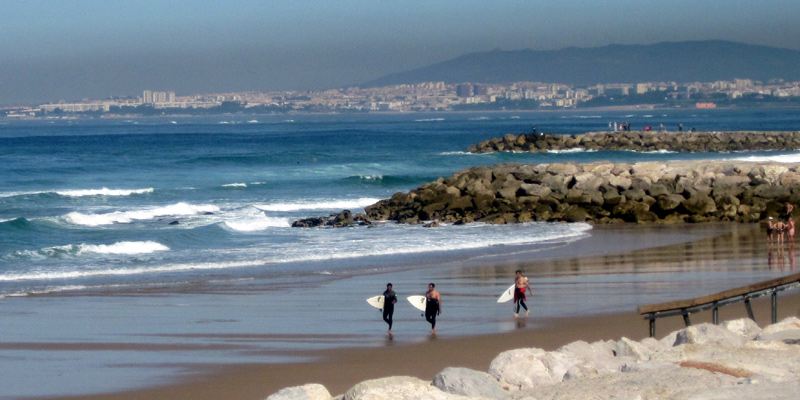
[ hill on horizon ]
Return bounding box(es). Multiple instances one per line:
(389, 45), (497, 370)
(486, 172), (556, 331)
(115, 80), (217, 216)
(362, 40), (800, 87)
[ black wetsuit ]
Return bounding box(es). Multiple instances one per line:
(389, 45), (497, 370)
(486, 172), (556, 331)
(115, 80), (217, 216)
(382, 289), (397, 329)
(425, 294), (439, 329)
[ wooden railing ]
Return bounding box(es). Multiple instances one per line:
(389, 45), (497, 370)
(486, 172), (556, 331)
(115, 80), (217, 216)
(639, 272), (800, 337)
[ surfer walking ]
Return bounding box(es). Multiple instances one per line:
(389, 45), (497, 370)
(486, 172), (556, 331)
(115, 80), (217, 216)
(425, 283), (441, 334)
(514, 270), (532, 318)
(382, 283), (397, 333)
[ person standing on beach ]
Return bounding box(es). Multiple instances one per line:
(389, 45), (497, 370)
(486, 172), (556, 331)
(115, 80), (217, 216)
(514, 270), (532, 318)
(382, 283), (397, 333)
(783, 203), (795, 240)
(425, 283), (441, 334)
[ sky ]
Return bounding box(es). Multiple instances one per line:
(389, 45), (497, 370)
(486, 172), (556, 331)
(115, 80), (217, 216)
(1, 0), (799, 105)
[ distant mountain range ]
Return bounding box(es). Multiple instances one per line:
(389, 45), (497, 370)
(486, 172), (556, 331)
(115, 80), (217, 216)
(362, 40), (800, 87)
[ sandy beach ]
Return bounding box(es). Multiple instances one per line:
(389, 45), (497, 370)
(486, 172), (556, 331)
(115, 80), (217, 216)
(25, 222), (798, 400)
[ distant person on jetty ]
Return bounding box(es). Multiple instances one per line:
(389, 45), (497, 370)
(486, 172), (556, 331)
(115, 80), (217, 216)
(783, 203), (795, 240)
(425, 283), (441, 334)
(514, 270), (532, 318)
(382, 283), (397, 333)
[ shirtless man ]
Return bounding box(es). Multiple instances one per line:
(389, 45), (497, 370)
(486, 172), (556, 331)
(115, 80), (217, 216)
(425, 283), (441, 334)
(514, 270), (533, 318)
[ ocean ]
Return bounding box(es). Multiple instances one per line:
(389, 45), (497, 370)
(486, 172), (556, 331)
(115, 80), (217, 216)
(1, 109), (800, 299)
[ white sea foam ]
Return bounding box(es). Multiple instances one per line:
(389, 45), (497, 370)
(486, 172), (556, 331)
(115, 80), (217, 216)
(0, 222), (592, 282)
(415, 118), (445, 122)
(730, 153), (800, 163)
(63, 202), (220, 226)
(56, 187), (154, 197)
(249, 181), (267, 185)
(468, 116), (490, 121)
(546, 148), (598, 154)
(247, 119), (259, 124)
(624, 149), (678, 154)
(222, 183), (248, 188)
(77, 241), (169, 255)
(2, 285), (88, 298)
(253, 198), (380, 212)
(222, 215), (291, 232)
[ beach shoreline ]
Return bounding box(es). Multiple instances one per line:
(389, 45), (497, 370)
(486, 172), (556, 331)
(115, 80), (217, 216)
(32, 222), (800, 400)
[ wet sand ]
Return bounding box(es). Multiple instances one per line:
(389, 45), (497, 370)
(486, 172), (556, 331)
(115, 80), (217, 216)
(44, 223), (800, 400)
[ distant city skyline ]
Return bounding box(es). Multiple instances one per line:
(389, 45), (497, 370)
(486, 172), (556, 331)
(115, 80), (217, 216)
(1, 0), (799, 104)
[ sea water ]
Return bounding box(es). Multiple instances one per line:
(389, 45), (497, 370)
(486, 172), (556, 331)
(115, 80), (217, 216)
(2, 109), (800, 298)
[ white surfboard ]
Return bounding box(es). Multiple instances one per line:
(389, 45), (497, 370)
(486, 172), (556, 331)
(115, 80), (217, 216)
(407, 295), (426, 311)
(497, 284), (516, 303)
(366, 295), (385, 309)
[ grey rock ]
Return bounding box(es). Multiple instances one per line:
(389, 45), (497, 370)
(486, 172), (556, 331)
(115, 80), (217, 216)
(432, 367), (508, 399)
(267, 383), (332, 400)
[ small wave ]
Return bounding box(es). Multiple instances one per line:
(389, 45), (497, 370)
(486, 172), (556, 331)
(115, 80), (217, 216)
(468, 116), (490, 121)
(623, 114), (635, 118)
(415, 118), (445, 122)
(284, 119), (295, 123)
(56, 187), (154, 197)
(247, 119), (259, 124)
(11, 241), (169, 260)
(254, 198), (380, 212)
(642, 114), (654, 118)
(2, 285), (88, 298)
(546, 148), (598, 154)
(222, 183), (247, 189)
(641, 149), (677, 154)
(249, 181), (267, 186)
(63, 202), (219, 226)
(222, 215), (291, 232)
(438, 151), (488, 156)
(509, 116), (520, 119)
(0, 188), (153, 199)
(730, 153), (800, 163)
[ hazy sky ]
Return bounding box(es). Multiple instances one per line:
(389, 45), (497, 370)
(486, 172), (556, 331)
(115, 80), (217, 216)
(1, 0), (798, 104)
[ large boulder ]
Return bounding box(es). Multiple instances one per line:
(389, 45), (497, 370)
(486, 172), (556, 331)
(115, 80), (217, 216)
(432, 367), (508, 399)
(757, 317), (800, 343)
(266, 384), (332, 400)
(673, 323), (748, 347)
(343, 376), (465, 400)
(488, 348), (570, 390)
(722, 318), (762, 340)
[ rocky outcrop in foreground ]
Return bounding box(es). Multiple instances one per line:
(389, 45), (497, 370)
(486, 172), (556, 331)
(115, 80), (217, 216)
(364, 161), (800, 224)
(468, 131), (800, 153)
(266, 317), (800, 400)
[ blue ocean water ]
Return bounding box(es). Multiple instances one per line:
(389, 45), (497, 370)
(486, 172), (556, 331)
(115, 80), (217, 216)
(1, 109), (799, 297)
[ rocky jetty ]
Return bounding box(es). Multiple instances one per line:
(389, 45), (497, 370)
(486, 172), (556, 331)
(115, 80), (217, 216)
(291, 210), (372, 228)
(364, 161), (800, 224)
(467, 131), (800, 153)
(265, 317), (800, 399)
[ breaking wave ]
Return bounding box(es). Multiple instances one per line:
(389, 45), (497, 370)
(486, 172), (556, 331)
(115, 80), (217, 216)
(63, 203), (220, 226)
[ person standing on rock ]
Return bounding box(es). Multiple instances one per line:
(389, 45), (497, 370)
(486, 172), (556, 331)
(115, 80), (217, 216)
(382, 283), (397, 334)
(425, 283), (441, 334)
(514, 270), (533, 318)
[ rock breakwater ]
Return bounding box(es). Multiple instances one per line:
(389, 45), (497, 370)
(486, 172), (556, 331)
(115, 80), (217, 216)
(468, 131), (800, 153)
(364, 161), (800, 224)
(266, 317), (800, 400)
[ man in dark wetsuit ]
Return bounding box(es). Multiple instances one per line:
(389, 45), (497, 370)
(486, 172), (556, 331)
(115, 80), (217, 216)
(382, 283), (397, 333)
(514, 270), (532, 318)
(425, 282), (441, 334)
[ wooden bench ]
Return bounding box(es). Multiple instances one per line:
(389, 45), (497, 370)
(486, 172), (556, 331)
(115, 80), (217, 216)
(639, 272), (800, 337)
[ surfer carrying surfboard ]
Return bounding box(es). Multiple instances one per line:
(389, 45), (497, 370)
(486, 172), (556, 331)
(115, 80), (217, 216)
(382, 283), (397, 332)
(514, 270), (532, 318)
(425, 283), (441, 333)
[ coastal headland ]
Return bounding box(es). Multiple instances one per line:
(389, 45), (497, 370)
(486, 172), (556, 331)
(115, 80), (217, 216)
(363, 160), (800, 224)
(468, 131), (800, 153)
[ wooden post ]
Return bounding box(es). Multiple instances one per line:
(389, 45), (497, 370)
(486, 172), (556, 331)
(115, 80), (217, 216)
(771, 290), (778, 324)
(744, 296), (755, 320)
(712, 302), (719, 324)
(681, 309), (691, 326)
(649, 314), (656, 338)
